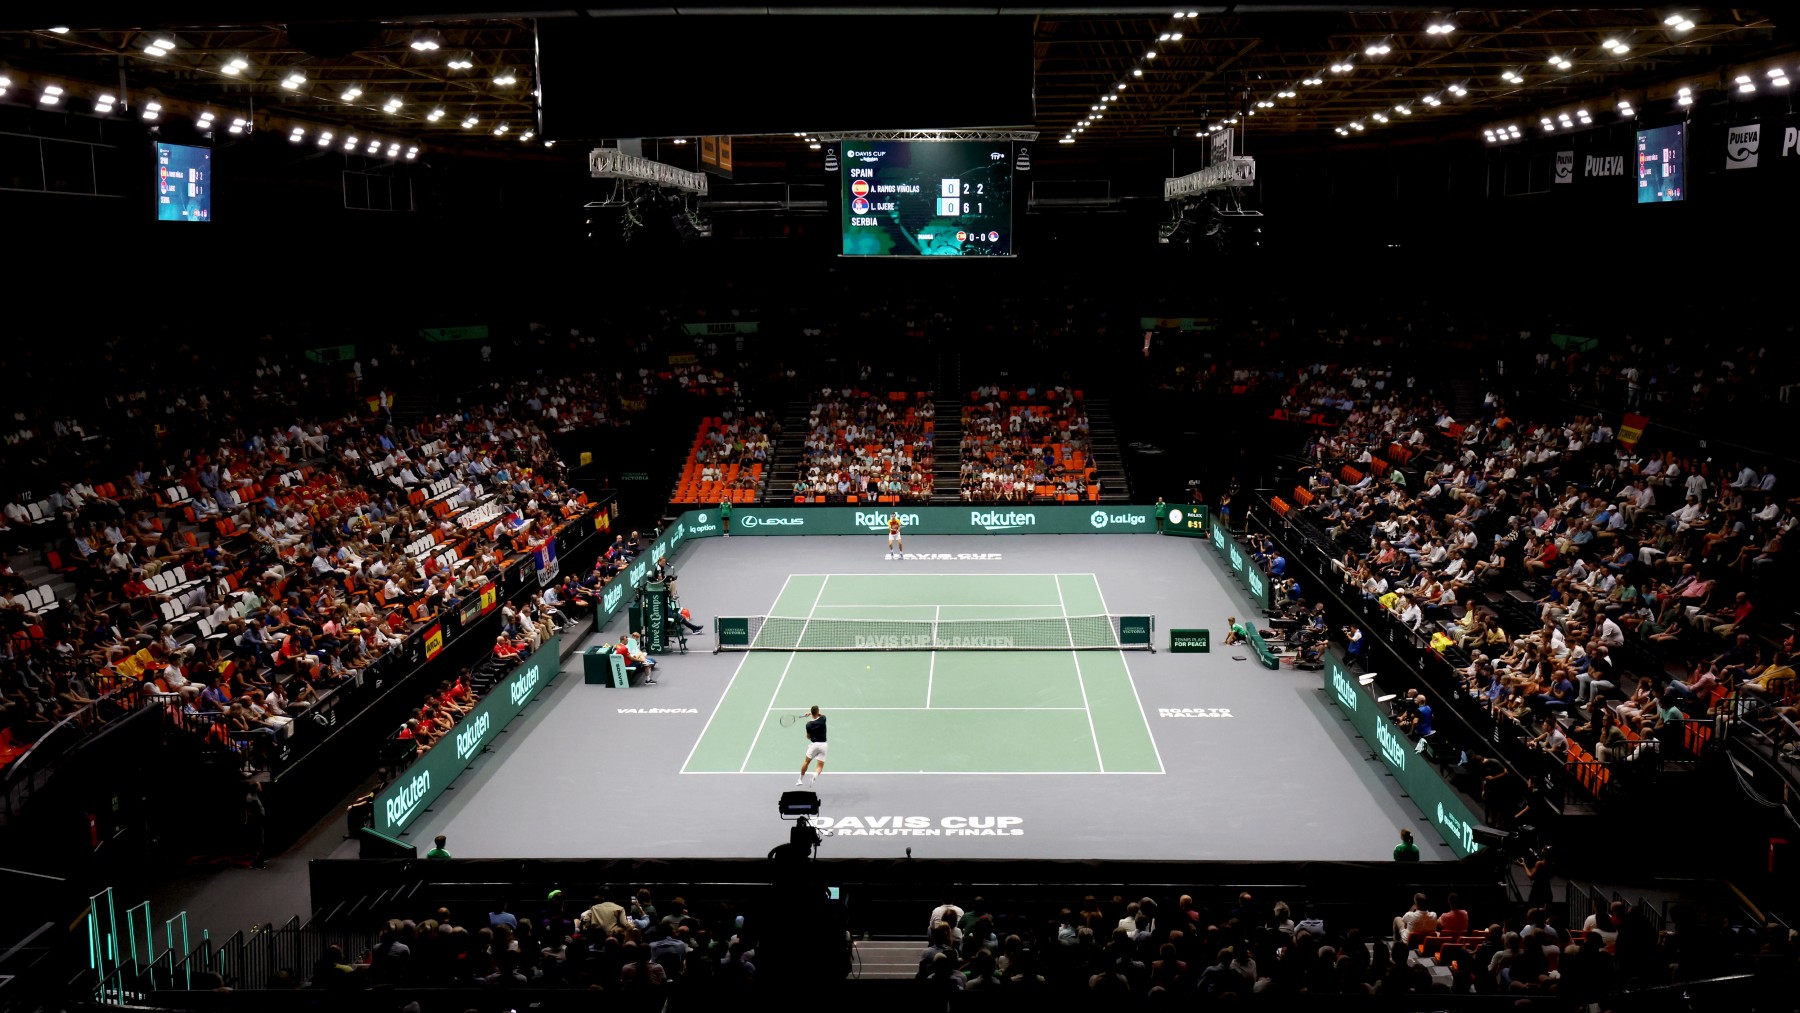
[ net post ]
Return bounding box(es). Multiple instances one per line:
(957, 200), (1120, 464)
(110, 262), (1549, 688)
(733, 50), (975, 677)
(712, 616), (720, 654)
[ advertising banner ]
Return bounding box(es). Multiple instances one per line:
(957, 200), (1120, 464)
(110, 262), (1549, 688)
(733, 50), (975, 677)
(1170, 628), (1210, 653)
(1161, 505), (1210, 538)
(1195, 521), (1272, 612)
(719, 505), (1159, 536)
(422, 623), (444, 661)
(372, 637), (561, 836)
(1321, 652), (1484, 858)
(680, 321), (759, 336)
(1138, 317), (1219, 332)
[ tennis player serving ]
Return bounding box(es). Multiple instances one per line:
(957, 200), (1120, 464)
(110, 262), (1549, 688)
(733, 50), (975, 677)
(795, 706), (826, 786)
(886, 511), (904, 560)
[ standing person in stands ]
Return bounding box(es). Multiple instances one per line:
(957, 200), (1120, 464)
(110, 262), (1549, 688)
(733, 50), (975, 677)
(886, 511), (904, 560)
(795, 705), (827, 786)
(425, 835), (452, 861)
(718, 498), (732, 537)
(1393, 827), (1421, 862)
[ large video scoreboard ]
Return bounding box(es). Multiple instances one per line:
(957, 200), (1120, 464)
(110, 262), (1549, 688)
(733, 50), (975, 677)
(840, 140), (1014, 257)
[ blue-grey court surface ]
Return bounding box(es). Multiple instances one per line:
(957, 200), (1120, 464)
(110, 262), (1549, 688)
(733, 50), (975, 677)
(402, 534), (1456, 862)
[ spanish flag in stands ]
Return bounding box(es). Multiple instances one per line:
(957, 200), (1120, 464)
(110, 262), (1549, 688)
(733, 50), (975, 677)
(479, 582), (499, 614)
(424, 623), (444, 661)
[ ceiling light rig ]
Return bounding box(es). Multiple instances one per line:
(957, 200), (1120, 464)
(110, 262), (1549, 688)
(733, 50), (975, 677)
(1677, 85), (1693, 106)
(1502, 70), (1524, 84)
(1548, 54), (1573, 70)
(1664, 13), (1695, 32)
(1447, 83), (1467, 97)
(143, 37), (175, 57)
(1602, 38), (1631, 56)
(1425, 21), (1455, 35)
(447, 55), (474, 70)
(282, 71), (306, 90)
(1363, 40), (1392, 57)
(1329, 62), (1354, 73)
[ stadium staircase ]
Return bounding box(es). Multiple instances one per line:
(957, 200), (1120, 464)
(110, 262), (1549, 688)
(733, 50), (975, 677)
(928, 407), (962, 504)
(1085, 399), (1132, 503)
(1447, 378), (1482, 425)
(766, 400), (812, 502)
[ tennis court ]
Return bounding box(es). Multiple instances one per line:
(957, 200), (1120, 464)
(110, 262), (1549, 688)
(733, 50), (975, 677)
(681, 573), (1164, 774)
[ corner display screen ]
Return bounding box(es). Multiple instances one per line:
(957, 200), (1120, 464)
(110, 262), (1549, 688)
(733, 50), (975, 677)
(841, 140), (1014, 257)
(157, 143), (211, 221)
(1635, 125), (1684, 203)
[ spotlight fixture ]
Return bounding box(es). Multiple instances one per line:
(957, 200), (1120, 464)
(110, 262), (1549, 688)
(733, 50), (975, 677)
(221, 56), (250, 75)
(1132, 68), (1143, 77)
(1117, 82), (1128, 90)
(1541, 116), (1555, 132)
(1677, 85), (1693, 106)
(198, 111), (216, 131)
(1577, 109), (1592, 123)
(1171, 10), (1184, 17)
(1059, 136), (1074, 144)
(1146, 50), (1157, 60)
(1301, 77), (1322, 86)
(1425, 21), (1455, 35)
(1736, 74), (1755, 93)
(282, 71), (306, 90)
(447, 55), (474, 69)
(1329, 63), (1353, 73)
(340, 85), (363, 102)
(143, 37), (175, 57)
(1371, 112), (1388, 123)
(1448, 83), (1467, 97)
(1093, 113), (1101, 119)
(1159, 33), (1171, 41)
(1394, 105), (1411, 115)
(316, 130), (333, 146)
(1277, 90), (1296, 98)
(409, 35), (440, 51)
(383, 96), (403, 113)
(1502, 70), (1524, 84)
(462, 114), (479, 128)
(543, 141), (553, 149)
(427, 107), (445, 121)
(1548, 55), (1572, 70)
(1336, 127), (1348, 136)
(289, 126), (305, 142)
(494, 123), (510, 135)
(366, 139), (381, 153)
(1169, 32), (1183, 41)
(1422, 95), (1441, 106)
(228, 116), (248, 134)
(387, 142), (401, 157)
(1771, 68), (1791, 87)
(94, 93), (116, 114)
(344, 135), (358, 150)
(1349, 121), (1364, 131)
(406, 146), (419, 159)
(493, 68), (518, 86)
(1617, 99), (1635, 117)
(1255, 100), (1274, 108)
(48, 25), (69, 33)
(1186, 10), (1198, 17)
(0, 75), (10, 97)
(1364, 41), (1391, 56)
(1663, 13), (1694, 32)
(521, 130), (535, 142)
(141, 100), (161, 121)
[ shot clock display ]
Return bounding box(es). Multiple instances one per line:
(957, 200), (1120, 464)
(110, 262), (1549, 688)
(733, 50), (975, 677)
(840, 140), (1014, 257)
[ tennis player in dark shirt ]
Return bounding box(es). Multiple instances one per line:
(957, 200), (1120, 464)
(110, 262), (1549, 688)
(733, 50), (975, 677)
(795, 706), (827, 786)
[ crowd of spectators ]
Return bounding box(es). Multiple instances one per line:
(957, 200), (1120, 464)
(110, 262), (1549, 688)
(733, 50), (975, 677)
(793, 393), (935, 503)
(959, 386), (1094, 503)
(1280, 364), (1800, 795)
(303, 887), (757, 993)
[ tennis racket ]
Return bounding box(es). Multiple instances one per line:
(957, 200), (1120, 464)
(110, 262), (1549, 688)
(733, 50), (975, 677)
(778, 712), (808, 727)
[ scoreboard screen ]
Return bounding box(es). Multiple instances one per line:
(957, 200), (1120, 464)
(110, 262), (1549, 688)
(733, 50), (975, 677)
(841, 140), (1014, 257)
(156, 143), (212, 221)
(1635, 125), (1684, 203)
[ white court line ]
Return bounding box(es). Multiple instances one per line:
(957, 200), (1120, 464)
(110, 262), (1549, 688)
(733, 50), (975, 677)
(802, 603), (1067, 609)
(926, 604), (939, 707)
(781, 573), (1086, 577)
(738, 575), (828, 772)
(682, 769), (1162, 776)
(1088, 572), (1167, 775)
(768, 706), (1088, 711)
(1054, 574), (1105, 773)
(681, 573), (793, 774)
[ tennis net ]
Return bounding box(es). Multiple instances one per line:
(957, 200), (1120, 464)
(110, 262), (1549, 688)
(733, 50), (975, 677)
(713, 614), (1154, 652)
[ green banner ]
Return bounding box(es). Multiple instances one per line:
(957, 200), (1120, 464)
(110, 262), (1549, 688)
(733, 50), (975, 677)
(372, 637), (561, 836)
(1198, 520), (1272, 612)
(1549, 332), (1598, 352)
(1139, 316), (1218, 332)
(1170, 628), (1210, 653)
(1161, 505), (1210, 538)
(710, 505), (1158, 537)
(1118, 616), (1152, 646)
(681, 321), (759, 336)
(420, 325), (490, 343)
(304, 344), (356, 364)
(717, 616), (750, 648)
(1321, 652), (1484, 858)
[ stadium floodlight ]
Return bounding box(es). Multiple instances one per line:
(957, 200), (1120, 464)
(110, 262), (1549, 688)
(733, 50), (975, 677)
(1169, 32), (1183, 41)
(1329, 62), (1353, 73)
(1371, 112), (1388, 123)
(1603, 38), (1630, 55)
(222, 56), (250, 75)
(0, 75), (9, 97)
(1677, 86), (1692, 106)
(447, 55), (474, 69)
(1502, 70), (1524, 84)
(1664, 13), (1694, 31)
(316, 130), (333, 146)
(1093, 112), (1102, 119)
(1448, 83), (1467, 96)
(340, 85), (362, 101)
(493, 68), (518, 86)
(1060, 136), (1074, 144)
(1422, 95), (1441, 106)
(543, 141), (553, 148)
(1133, 68), (1143, 77)
(1548, 54), (1572, 70)
(1186, 10), (1198, 17)
(462, 114), (479, 128)
(198, 110), (215, 128)
(1278, 90), (1296, 98)
(493, 123), (510, 135)
(1426, 21), (1455, 35)
(344, 135), (358, 150)
(48, 25), (69, 33)
(228, 116), (248, 134)
(282, 71), (306, 90)
(93, 93), (116, 114)
(367, 139), (381, 153)
(427, 107), (445, 121)
(1146, 50), (1156, 60)
(1736, 74), (1755, 93)
(410, 34), (440, 51)
(144, 37), (175, 57)
(141, 100), (160, 121)
(387, 142), (401, 157)
(289, 126), (305, 142)
(1172, 10), (1184, 17)
(1364, 40), (1391, 56)
(1772, 69), (1790, 87)
(406, 146), (419, 159)
(383, 96), (403, 113)
(521, 130), (535, 141)
(1117, 82), (1127, 90)
(1349, 122), (1364, 131)
(1302, 78), (1321, 86)
(1159, 33), (1171, 41)
(1394, 104), (1411, 115)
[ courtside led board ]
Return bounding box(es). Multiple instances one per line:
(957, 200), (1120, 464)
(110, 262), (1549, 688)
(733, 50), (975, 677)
(841, 140), (1014, 257)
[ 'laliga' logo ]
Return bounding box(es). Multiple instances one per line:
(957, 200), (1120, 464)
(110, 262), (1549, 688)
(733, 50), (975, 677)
(1090, 510), (1108, 529)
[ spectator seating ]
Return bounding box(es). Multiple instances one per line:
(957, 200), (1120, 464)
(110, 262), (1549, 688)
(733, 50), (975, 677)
(793, 395), (933, 503)
(672, 413), (772, 505)
(959, 388), (1093, 503)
